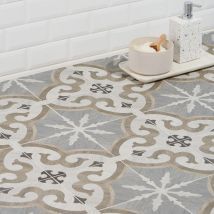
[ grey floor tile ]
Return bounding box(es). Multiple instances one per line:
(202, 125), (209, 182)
(37, 64), (157, 117)
(150, 76), (214, 117)
(0, 78), (36, 97)
(2, 70), (56, 99)
(112, 112), (214, 175)
(35, 109), (125, 152)
(101, 167), (213, 214)
(0, 142), (125, 214)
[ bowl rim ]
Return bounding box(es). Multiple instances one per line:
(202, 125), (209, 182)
(129, 37), (174, 55)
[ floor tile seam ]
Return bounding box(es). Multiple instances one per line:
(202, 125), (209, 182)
(2, 135), (24, 153)
(131, 109), (185, 145)
(163, 79), (214, 102)
(203, 156), (214, 169)
(98, 196), (193, 214)
(98, 189), (194, 214)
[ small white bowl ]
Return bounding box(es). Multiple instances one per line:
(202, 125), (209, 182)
(128, 37), (174, 76)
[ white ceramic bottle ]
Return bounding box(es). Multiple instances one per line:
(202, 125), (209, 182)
(169, 1), (202, 63)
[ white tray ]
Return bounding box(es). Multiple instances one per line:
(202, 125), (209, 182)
(119, 50), (214, 83)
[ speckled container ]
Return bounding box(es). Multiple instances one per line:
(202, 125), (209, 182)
(170, 17), (202, 64)
(203, 32), (214, 48)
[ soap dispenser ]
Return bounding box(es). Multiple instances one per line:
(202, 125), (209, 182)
(169, 1), (202, 63)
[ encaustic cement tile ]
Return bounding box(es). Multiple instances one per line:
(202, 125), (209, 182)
(0, 54), (213, 214)
(0, 76), (48, 151)
(0, 78), (39, 97)
(112, 111), (214, 175)
(0, 99), (123, 152)
(0, 78), (126, 153)
(0, 95), (50, 150)
(0, 69), (57, 99)
(0, 142), (125, 214)
(84, 54), (128, 74)
(99, 167), (214, 214)
(1, 142), (213, 214)
(39, 65), (158, 117)
(150, 77), (214, 117)
(35, 109), (124, 151)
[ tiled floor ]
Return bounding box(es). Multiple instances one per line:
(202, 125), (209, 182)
(0, 54), (213, 214)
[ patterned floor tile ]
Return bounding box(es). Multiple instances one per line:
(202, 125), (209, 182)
(0, 52), (213, 214)
(84, 54), (128, 73)
(0, 76), (45, 151)
(0, 78), (38, 97)
(39, 65), (157, 116)
(0, 70), (56, 99)
(0, 95), (50, 150)
(150, 70), (214, 117)
(99, 167), (213, 214)
(0, 142), (125, 214)
(112, 112), (214, 174)
(35, 109), (124, 151)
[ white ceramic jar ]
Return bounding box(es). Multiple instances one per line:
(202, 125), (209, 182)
(128, 37), (174, 76)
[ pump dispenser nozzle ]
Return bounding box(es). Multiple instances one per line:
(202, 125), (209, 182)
(183, 1), (202, 19)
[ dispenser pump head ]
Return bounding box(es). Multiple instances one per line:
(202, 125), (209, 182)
(183, 1), (202, 19)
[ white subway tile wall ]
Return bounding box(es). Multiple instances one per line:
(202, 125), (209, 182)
(0, 0), (21, 4)
(0, 0), (213, 75)
(69, 32), (110, 59)
(27, 40), (68, 68)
